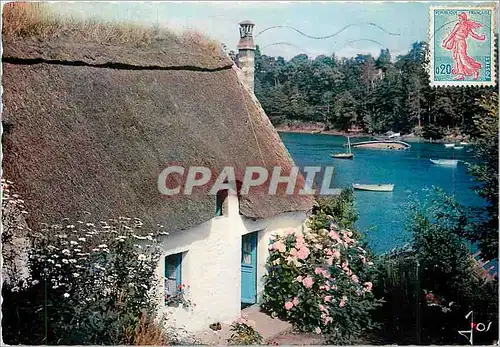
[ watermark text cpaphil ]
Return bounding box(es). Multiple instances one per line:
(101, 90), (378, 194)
(157, 165), (341, 196)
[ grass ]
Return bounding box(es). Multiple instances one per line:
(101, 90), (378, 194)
(125, 313), (171, 346)
(2, 2), (220, 51)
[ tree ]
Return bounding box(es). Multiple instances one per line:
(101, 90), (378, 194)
(467, 93), (498, 260)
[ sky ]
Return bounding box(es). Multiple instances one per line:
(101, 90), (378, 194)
(50, 1), (489, 60)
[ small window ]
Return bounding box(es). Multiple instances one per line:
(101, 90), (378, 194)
(164, 253), (182, 301)
(215, 190), (226, 216)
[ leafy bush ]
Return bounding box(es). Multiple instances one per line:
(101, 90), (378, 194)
(261, 191), (382, 344)
(1, 180), (168, 345)
(227, 316), (263, 345)
(372, 189), (498, 345)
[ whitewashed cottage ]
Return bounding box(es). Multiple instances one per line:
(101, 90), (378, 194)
(2, 20), (313, 333)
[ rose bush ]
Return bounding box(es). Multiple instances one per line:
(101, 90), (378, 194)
(261, 192), (383, 344)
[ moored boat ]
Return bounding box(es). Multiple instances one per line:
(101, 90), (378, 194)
(349, 140), (410, 150)
(331, 136), (353, 159)
(454, 146), (464, 150)
(430, 159), (458, 167)
(331, 153), (353, 159)
(444, 143), (455, 148)
(460, 141), (469, 145)
(352, 183), (394, 192)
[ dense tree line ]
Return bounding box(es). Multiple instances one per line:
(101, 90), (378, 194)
(251, 39), (497, 138)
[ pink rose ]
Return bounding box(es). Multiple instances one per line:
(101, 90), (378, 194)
(315, 327), (321, 334)
(360, 255), (366, 263)
(302, 276), (314, 288)
(328, 230), (340, 241)
(297, 246), (310, 260)
(273, 240), (286, 253)
(318, 304), (327, 312)
(284, 301), (293, 310)
(292, 297), (299, 306)
(332, 250), (341, 259)
(351, 274), (359, 283)
(296, 275), (303, 282)
(326, 257), (334, 266)
(325, 249), (333, 256)
(289, 248), (298, 257)
(330, 284), (337, 290)
(323, 316), (333, 325)
(364, 282), (373, 292)
(324, 295), (332, 303)
(314, 267), (323, 275)
(339, 295), (348, 308)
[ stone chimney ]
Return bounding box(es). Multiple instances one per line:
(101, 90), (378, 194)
(237, 20), (255, 92)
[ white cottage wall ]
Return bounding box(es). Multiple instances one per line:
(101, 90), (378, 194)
(156, 194), (244, 332)
(156, 194), (308, 333)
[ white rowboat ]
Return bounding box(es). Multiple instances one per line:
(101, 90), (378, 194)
(444, 143), (455, 148)
(352, 183), (394, 192)
(454, 146), (464, 150)
(460, 141), (469, 145)
(430, 159), (458, 167)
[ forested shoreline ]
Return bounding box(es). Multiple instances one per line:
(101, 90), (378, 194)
(250, 39), (498, 139)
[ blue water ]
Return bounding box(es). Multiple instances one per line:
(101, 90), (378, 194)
(280, 132), (487, 254)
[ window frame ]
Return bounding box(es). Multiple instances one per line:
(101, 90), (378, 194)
(164, 253), (182, 301)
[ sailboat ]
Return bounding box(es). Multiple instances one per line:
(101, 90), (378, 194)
(331, 136), (353, 159)
(430, 159), (459, 167)
(431, 146), (460, 166)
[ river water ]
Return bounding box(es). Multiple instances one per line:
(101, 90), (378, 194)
(280, 132), (486, 254)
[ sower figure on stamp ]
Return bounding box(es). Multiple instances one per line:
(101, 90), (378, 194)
(442, 12), (486, 80)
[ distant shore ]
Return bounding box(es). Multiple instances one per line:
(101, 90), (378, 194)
(275, 125), (467, 144)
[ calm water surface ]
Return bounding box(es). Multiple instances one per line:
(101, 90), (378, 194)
(280, 132), (486, 254)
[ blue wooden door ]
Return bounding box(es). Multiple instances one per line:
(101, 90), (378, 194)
(241, 232), (257, 304)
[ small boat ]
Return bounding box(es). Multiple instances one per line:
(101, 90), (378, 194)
(430, 159), (459, 167)
(352, 183), (394, 192)
(444, 143), (455, 148)
(349, 140), (411, 150)
(460, 141), (469, 145)
(331, 137), (353, 159)
(454, 146), (464, 150)
(331, 153), (353, 159)
(388, 132), (401, 138)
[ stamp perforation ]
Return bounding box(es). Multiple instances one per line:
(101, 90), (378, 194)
(428, 3), (497, 88)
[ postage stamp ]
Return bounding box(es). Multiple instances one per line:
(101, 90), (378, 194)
(429, 5), (496, 87)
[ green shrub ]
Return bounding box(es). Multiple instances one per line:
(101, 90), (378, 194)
(261, 192), (382, 344)
(227, 316), (263, 345)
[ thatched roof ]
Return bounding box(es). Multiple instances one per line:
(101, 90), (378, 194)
(2, 32), (313, 234)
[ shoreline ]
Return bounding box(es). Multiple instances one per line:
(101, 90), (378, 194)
(275, 127), (467, 144)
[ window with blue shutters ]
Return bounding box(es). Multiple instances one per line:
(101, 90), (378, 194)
(164, 253), (182, 302)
